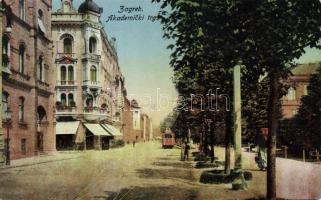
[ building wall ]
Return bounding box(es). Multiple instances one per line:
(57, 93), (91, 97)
(2, 0), (55, 160)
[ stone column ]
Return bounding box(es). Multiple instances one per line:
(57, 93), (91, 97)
(232, 62), (246, 190)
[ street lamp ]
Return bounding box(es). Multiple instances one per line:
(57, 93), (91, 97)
(5, 108), (12, 165)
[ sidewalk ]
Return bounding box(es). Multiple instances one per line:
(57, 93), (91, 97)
(0, 151), (86, 170)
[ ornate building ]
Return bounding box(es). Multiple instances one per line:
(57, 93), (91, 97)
(52, 0), (126, 150)
(1, 0), (55, 160)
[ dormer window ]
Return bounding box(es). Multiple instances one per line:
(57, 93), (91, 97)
(89, 37), (97, 54)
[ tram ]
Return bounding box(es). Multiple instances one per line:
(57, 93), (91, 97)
(162, 129), (175, 149)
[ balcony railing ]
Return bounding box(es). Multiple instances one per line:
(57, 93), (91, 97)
(56, 106), (77, 114)
(58, 80), (76, 86)
(84, 107), (109, 115)
(82, 53), (101, 61)
(56, 53), (76, 59)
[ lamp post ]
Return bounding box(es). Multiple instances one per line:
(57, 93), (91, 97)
(5, 108), (12, 165)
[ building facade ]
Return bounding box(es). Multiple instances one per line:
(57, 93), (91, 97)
(281, 63), (319, 118)
(1, 0), (55, 160)
(52, 0), (126, 150)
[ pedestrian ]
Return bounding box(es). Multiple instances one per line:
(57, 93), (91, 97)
(184, 142), (190, 161)
(133, 140), (136, 148)
(255, 128), (268, 170)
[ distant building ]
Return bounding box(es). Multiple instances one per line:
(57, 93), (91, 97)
(122, 99), (153, 143)
(1, 0), (55, 159)
(281, 63), (319, 118)
(52, 0), (126, 150)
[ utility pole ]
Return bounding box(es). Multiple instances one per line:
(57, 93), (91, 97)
(232, 61), (246, 190)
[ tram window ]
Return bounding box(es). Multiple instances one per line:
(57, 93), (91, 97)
(164, 134), (172, 138)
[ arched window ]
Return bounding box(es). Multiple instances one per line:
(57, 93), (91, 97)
(18, 97), (25, 122)
(19, 44), (25, 73)
(61, 66), (66, 82)
(64, 38), (72, 54)
(90, 66), (97, 82)
(89, 37), (97, 54)
(37, 9), (46, 35)
(37, 106), (47, 122)
(68, 93), (74, 106)
(86, 96), (93, 107)
(19, 0), (25, 20)
(68, 66), (74, 81)
(61, 94), (67, 106)
(2, 92), (9, 114)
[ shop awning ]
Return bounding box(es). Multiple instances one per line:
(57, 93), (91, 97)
(56, 121), (80, 135)
(102, 124), (123, 137)
(84, 123), (112, 136)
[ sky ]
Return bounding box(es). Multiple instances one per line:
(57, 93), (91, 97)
(53, 0), (178, 126)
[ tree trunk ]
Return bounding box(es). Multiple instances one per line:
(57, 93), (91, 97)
(267, 71), (279, 200)
(210, 123), (215, 163)
(225, 111), (232, 174)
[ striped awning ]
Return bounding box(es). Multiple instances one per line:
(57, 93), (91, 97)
(101, 124), (123, 136)
(56, 121), (80, 135)
(84, 123), (113, 136)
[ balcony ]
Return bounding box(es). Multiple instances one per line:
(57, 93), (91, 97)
(84, 107), (110, 121)
(82, 53), (101, 62)
(57, 80), (76, 86)
(56, 106), (77, 116)
(56, 53), (76, 59)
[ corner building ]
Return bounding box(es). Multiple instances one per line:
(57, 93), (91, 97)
(2, 0), (55, 159)
(52, 0), (126, 150)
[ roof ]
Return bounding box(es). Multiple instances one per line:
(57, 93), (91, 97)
(84, 123), (112, 136)
(101, 124), (123, 137)
(78, 0), (101, 14)
(292, 63), (320, 75)
(56, 121), (80, 135)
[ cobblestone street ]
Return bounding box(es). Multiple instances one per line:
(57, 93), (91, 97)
(0, 142), (320, 200)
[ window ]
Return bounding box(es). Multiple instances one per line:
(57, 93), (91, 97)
(18, 97), (25, 122)
(38, 56), (45, 82)
(37, 106), (47, 122)
(89, 37), (97, 54)
(86, 96), (93, 107)
(61, 94), (67, 106)
(61, 66), (66, 82)
(2, 35), (10, 68)
(292, 109), (298, 116)
(2, 92), (9, 116)
(90, 66), (97, 82)
(19, 44), (25, 73)
(19, 0), (25, 20)
(21, 139), (27, 155)
(37, 9), (46, 35)
(68, 93), (74, 106)
(68, 66), (74, 81)
(304, 84), (308, 96)
(64, 38), (72, 54)
(286, 87), (296, 100)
